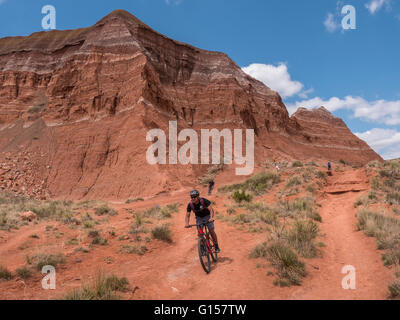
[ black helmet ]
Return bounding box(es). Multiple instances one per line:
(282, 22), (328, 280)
(190, 190), (200, 198)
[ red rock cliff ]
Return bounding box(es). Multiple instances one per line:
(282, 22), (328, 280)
(0, 10), (381, 200)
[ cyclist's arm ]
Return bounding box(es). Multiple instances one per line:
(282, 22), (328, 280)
(208, 205), (215, 220)
(185, 211), (191, 227)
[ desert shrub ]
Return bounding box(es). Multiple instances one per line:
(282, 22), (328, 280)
(16, 266), (32, 279)
(387, 192), (400, 205)
(151, 224), (172, 243)
(339, 159), (346, 165)
(306, 185), (316, 194)
(65, 274), (129, 300)
(219, 172), (280, 195)
(286, 177), (302, 188)
(120, 244), (147, 255)
(279, 198), (321, 222)
(232, 213), (251, 224)
(95, 205), (117, 216)
(356, 209), (400, 266)
(292, 161), (304, 168)
(368, 191), (378, 201)
(266, 242), (307, 286)
(198, 164), (224, 185)
(389, 280), (400, 298)
(232, 190), (252, 204)
(287, 220), (319, 258)
(28, 200), (73, 220)
(125, 198), (144, 204)
(354, 197), (367, 208)
(91, 235), (108, 246)
(0, 266), (13, 280)
(249, 243), (268, 259)
(26, 253), (66, 271)
(316, 171), (327, 179)
(139, 203), (179, 220)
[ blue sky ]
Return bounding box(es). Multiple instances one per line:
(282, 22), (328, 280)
(0, 0), (399, 159)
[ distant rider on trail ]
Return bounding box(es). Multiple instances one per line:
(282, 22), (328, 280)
(185, 190), (221, 253)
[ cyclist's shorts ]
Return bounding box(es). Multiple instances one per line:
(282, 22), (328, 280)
(196, 215), (214, 230)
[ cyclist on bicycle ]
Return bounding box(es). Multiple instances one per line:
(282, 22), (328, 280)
(185, 190), (221, 253)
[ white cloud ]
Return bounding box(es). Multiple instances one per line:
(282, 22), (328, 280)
(242, 63), (310, 99)
(355, 128), (400, 160)
(365, 0), (391, 14)
(286, 96), (400, 126)
(324, 13), (340, 32)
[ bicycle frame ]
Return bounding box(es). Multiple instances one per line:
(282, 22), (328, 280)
(196, 224), (213, 254)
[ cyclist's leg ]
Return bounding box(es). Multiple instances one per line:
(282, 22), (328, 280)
(205, 216), (219, 250)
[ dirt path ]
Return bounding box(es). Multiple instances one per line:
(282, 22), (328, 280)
(289, 168), (393, 299)
(117, 195), (291, 300)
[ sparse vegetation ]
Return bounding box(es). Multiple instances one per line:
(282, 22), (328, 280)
(198, 164), (224, 185)
(389, 279), (400, 298)
(232, 190), (252, 204)
(0, 266), (13, 281)
(26, 253), (66, 271)
(65, 274), (129, 300)
(219, 172), (281, 196)
(95, 205), (117, 216)
(151, 224), (172, 243)
(287, 219), (319, 258)
(125, 198), (144, 204)
(266, 242), (307, 286)
(356, 209), (400, 266)
(292, 161), (304, 168)
(120, 244), (147, 255)
(16, 266), (32, 279)
(138, 203), (180, 220)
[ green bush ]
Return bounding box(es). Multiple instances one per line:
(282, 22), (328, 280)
(232, 190), (252, 204)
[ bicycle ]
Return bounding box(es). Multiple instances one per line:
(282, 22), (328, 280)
(187, 221), (218, 273)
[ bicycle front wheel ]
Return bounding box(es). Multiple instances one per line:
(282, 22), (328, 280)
(198, 238), (211, 274)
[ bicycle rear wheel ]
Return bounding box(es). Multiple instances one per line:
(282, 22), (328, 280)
(198, 238), (211, 273)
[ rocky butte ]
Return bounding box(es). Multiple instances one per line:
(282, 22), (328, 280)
(0, 10), (382, 200)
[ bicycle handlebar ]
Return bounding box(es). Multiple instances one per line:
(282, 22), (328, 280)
(186, 220), (214, 228)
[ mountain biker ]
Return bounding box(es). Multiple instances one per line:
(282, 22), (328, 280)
(185, 190), (220, 253)
(208, 180), (215, 195)
(328, 162), (332, 171)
